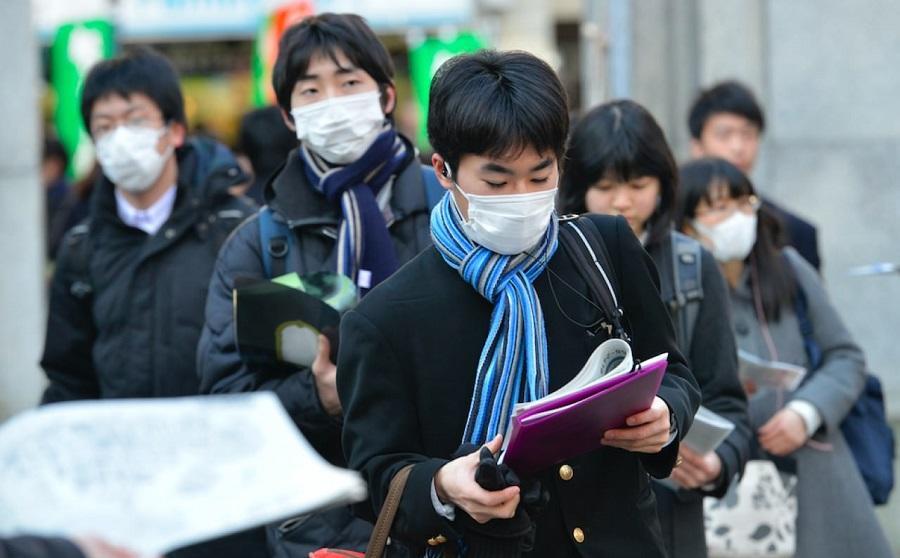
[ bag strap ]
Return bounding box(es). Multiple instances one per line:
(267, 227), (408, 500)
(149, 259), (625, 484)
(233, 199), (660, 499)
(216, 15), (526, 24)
(365, 464), (415, 558)
(258, 206), (293, 279)
(557, 216), (627, 340)
(785, 254), (823, 371)
(421, 165), (445, 210)
(669, 231), (704, 351)
(65, 221), (94, 300)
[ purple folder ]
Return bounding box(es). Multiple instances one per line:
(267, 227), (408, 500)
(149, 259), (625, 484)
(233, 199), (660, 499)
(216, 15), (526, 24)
(500, 354), (668, 475)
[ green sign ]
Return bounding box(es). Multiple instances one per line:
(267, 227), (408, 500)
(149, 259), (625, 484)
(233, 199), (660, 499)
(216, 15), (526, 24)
(408, 32), (486, 149)
(51, 20), (115, 179)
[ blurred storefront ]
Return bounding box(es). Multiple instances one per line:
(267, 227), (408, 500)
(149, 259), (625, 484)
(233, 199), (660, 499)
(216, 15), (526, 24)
(32, 0), (495, 165)
(31, 0), (597, 165)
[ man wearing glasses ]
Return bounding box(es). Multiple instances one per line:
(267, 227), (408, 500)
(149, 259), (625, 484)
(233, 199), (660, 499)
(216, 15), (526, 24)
(39, 48), (261, 557)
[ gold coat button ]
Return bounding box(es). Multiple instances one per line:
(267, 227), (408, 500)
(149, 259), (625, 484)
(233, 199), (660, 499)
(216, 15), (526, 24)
(559, 464), (574, 481)
(427, 534), (447, 546)
(573, 527), (585, 543)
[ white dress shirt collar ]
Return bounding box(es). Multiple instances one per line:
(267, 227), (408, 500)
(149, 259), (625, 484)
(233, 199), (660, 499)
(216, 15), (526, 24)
(115, 185), (177, 235)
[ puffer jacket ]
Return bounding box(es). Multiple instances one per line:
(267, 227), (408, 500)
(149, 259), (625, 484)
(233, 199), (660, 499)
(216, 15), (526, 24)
(41, 136), (254, 401)
(197, 146), (434, 557)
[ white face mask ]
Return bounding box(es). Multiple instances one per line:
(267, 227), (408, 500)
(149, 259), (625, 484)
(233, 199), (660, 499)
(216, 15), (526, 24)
(95, 125), (172, 193)
(290, 90), (385, 164)
(693, 211), (758, 262)
(446, 163), (558, 255)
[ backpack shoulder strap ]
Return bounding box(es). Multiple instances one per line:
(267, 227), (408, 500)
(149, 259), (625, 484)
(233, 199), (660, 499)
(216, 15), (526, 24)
(64, 220), (94, 300)
(557, 215), (627, 340)
(257, 206), (293, 279)
(421, 165), (445, 210)
(670, 231), (704, 351)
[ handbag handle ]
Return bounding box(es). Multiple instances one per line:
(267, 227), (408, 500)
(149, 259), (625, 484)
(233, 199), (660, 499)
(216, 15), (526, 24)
(365, 464), (415, 558)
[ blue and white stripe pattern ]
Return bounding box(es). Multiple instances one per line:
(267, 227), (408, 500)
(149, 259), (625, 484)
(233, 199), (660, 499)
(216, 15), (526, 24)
(430, 192), (559, 445)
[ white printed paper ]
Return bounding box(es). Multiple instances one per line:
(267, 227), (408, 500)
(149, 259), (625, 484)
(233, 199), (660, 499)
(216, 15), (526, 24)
(0, 393), (366, 557)
(738, 349), (807, 391)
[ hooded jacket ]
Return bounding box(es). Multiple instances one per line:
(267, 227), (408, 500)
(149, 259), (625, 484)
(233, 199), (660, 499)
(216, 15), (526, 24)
(41, 136), (255, 402)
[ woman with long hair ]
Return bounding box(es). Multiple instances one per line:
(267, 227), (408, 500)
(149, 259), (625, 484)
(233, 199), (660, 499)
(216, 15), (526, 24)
(560, 100), (751, 558)
(675, 157), (891, 558)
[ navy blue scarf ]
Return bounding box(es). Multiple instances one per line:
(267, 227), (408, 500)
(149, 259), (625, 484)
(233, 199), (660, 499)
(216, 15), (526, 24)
(299, 127), (409, 296)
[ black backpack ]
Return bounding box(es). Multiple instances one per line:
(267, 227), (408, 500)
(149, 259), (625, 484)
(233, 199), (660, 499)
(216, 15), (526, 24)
(663, 232), (705, 354)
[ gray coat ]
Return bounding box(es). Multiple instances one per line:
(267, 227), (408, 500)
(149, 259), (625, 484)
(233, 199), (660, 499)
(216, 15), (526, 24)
(729, 247), (891, 558)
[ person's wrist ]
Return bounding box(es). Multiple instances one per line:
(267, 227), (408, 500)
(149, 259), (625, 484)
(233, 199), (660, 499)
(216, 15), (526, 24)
(708, 452), (724, 483)
(434, 466), (451, 505)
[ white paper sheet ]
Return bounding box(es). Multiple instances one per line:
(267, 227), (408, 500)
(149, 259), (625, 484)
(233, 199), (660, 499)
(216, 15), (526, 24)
(682, 406), (736, 454)
(0, 393), (366, 557)
(657, 406), (735, 491)
(738, 349), (807, 391)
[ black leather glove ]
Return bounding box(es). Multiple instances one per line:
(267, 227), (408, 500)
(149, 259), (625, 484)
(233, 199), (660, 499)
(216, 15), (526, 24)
(447, 444), (548, 557)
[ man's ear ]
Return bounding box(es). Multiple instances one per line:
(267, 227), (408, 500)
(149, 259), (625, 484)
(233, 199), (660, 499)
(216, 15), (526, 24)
(689, 139), (705, 159)
(280, 108), (297, 133)
(431, 153), (454, 191)
(381, 84), (397, 117)
(168, 121), (187, 149)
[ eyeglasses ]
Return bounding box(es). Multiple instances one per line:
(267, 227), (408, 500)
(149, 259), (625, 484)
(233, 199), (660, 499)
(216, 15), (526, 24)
(694, 195), (761, 220)
(91, 114), (165, 140)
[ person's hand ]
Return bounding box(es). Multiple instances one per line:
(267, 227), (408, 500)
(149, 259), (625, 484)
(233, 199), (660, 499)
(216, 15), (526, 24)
(758, 408), (807, 456)
(72, 537), (144, 558)
(669, 445), (723, 489)
(434, 435), (520, 524)
(601, 396), (671, 453)
(311, 335), (341, 416)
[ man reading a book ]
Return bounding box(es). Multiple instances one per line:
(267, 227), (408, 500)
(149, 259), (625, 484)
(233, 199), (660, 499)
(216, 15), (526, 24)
(197, 13), (435, 557)
(337, 50), (701, 557)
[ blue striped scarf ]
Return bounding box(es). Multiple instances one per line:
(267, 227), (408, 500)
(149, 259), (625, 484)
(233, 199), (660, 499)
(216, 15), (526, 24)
(430, 192), (559, 445)
(300, 127), (408, 296)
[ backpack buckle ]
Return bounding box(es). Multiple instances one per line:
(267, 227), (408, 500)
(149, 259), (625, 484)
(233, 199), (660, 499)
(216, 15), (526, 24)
(268, 236), (289, 259)
(70, 280), (93, 299)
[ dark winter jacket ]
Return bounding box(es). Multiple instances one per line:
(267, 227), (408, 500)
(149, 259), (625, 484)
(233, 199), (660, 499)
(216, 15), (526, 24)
(338, 214), (701, 558)
(0, 536), (84, 558)
(40, 136), (254, 402)
(646, 232), (751, 558)
(196, 147), (434, 557)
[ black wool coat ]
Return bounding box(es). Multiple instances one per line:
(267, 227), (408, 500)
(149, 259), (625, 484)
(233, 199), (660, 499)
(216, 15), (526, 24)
(338, 214), (701, 558)
(646, 233), (751, 558)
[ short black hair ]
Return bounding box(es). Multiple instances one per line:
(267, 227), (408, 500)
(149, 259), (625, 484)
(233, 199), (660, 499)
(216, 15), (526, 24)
(272, 13), (395, 116)
(560, 99), (677, 246)
(237, 105), (297, 174)
(80, 47), (186, 133)
(427, 50), (569, 173)
(676, 157), (793, 321)
(43, 137), (69, 168)
(687, 80), (765, 139)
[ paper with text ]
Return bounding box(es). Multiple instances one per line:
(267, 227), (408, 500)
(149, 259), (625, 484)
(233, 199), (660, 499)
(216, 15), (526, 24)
(0, 393), (366, 557)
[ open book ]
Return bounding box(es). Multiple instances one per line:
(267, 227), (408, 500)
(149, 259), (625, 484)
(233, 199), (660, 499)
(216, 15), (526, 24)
(0, 393), (367, 557)
(500, 338), (668, 475)
(234, 271), (356, 368)
(738, 349), (807, 392)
